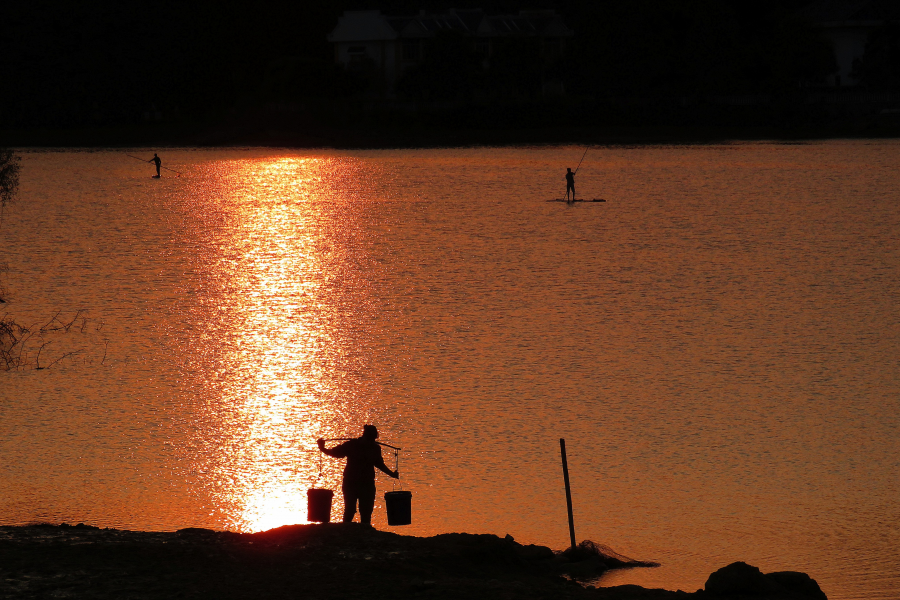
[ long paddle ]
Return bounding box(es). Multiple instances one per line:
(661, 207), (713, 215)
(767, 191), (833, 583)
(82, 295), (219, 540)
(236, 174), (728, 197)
(566, 146), (589, 201)
(573, 146), (589, 174)
(126, 153), (181, 176)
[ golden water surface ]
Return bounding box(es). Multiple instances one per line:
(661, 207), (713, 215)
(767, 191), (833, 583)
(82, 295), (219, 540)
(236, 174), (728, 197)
(1, 144), (898, 600)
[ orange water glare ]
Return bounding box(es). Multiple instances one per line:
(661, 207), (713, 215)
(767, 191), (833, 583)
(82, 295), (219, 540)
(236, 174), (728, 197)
(194, 156), (343, 532)
(4, 146), (900, 600)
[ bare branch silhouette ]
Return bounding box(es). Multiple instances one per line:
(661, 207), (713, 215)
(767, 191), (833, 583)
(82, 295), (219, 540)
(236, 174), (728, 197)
(2, 310), (105, 371)
(40, 311), (62, 333)
(42, 350), (81, 370)
(34, 341), (51, 370)
(61, 309), (85, 333)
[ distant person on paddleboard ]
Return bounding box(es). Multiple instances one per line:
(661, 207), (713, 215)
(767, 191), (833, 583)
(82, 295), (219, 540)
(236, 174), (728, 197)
(149, 153), (161, 177)
(565, 168), (576, 201)
(317, 425), (399, 526)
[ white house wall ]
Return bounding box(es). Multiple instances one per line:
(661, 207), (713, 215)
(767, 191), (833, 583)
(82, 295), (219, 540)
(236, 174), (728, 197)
(385, 42), (398, 90)
(823, 26), (869, 86)
(336, 41), (402, 97)
(336, 42), (385, 67)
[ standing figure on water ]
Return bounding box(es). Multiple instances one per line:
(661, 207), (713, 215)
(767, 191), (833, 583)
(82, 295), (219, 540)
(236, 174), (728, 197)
(149, 153), (161, 177)
(317, 425), (399, 525)
(565, 167), (576, 202)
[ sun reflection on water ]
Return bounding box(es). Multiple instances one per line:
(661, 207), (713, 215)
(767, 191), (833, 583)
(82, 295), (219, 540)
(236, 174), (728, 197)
(192, 156), (350, 532)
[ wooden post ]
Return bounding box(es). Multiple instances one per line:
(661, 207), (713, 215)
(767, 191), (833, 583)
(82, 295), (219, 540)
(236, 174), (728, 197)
(560, 438), (577, 551)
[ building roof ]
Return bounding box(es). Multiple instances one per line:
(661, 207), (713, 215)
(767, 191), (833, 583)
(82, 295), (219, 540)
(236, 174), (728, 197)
(800, 0), (900, 25)
(328, 10), (399, 42)
(328, 8), (573, 43)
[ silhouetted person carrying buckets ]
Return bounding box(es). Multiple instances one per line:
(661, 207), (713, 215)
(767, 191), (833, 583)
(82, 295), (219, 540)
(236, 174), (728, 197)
(317, 425), (401, 526)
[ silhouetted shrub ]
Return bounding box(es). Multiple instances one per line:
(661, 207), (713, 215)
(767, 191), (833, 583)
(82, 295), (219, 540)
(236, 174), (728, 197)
(0, 148), (19, 212)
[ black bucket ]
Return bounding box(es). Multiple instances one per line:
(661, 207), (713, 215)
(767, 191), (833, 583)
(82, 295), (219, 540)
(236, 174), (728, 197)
(307, 488), (334, 523)
(384, 490), (412, 526)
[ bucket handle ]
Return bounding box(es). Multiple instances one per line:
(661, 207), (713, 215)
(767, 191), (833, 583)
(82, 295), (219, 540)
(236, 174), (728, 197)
(391, 447), (402, 491)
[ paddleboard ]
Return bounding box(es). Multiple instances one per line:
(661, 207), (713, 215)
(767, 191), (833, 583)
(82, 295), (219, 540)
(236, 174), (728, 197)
(547, 198), (605, 202)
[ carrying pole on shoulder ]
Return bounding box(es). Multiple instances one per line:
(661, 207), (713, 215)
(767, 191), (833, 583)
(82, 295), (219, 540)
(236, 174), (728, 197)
(320, 437), (401, 451)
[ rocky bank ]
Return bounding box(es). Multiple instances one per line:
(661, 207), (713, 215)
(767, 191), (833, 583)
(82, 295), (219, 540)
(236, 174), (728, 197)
(0, 524), (827, 599)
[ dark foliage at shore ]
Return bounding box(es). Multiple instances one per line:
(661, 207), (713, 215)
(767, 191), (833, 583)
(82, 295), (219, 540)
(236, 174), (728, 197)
(852, 22), (900, 90)
(0, 147), (18, 305)
(2, 0), (897, 144)
(0, 524), (827, 599)
(0, 149), (19, 212)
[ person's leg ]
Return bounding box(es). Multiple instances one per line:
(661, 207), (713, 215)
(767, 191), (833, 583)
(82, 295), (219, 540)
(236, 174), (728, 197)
(342, 483), (359, 523)
(358, 484), (376, 526)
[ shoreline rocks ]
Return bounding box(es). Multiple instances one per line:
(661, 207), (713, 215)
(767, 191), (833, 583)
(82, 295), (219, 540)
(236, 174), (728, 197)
(704, 562), (827, 599)
(0, 524), (826, 599)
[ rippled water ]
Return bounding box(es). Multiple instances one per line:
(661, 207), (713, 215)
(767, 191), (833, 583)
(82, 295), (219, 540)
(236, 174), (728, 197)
(1, 144), (898, 600)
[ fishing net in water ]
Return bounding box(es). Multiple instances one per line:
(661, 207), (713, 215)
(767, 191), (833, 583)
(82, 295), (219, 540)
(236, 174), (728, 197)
(560, 540), (660, 568)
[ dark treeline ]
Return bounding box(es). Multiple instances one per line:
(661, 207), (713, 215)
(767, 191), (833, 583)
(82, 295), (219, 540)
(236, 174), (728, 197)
(388, 0), (837, 96)
(852, 21), (900, 90)
(565, 0), (835, 96)
(0, 0), (895, 138)
(1, 1), (345, 129)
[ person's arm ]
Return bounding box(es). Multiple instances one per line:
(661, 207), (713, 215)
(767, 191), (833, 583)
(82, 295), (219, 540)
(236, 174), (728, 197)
(374, 447), (399, 478)
(317, 439), (349, 458)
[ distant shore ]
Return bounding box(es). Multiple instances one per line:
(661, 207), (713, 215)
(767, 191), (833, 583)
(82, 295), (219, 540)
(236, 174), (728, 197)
(3, 117), (899, 150)
(0, 523), (827, 599)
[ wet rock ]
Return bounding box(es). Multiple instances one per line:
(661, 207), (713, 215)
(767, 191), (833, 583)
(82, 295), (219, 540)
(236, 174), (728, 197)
(704, 562), (827, 598)
(705, 562), (784, 595)
(766, 571), (827, 600)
